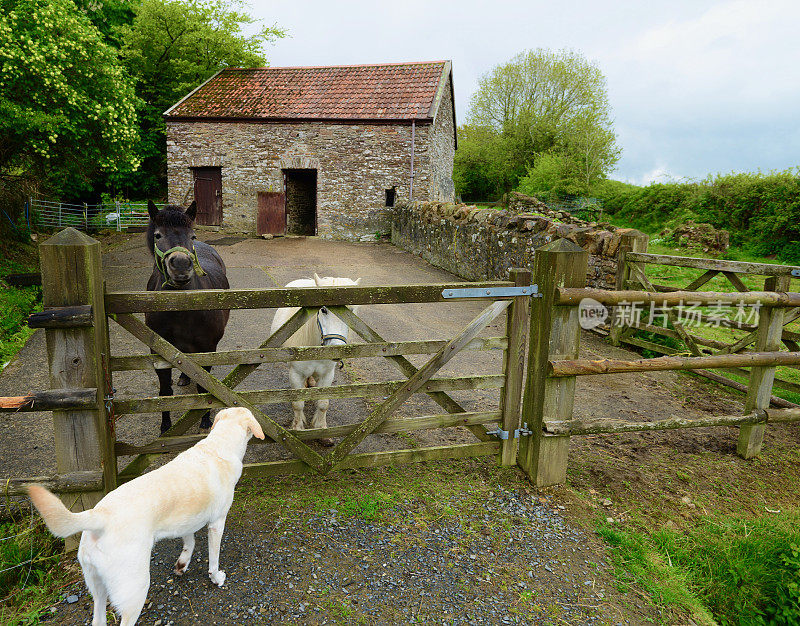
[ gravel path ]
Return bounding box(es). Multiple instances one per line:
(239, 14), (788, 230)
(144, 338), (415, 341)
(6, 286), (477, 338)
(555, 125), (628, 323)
(49, 482), (656, 625)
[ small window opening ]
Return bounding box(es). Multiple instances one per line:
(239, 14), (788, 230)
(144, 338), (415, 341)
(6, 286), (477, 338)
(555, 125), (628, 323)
(385, 187), (396, 207)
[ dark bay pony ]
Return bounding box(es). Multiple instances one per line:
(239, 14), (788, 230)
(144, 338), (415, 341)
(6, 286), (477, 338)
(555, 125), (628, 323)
(145, 201), (229, 433)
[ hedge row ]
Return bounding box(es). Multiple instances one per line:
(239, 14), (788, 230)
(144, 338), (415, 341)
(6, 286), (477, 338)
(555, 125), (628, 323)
(592, 170), (800, 263)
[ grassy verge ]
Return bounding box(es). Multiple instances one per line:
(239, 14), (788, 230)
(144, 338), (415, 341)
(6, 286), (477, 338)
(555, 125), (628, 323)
(0, 505), (73, 625)
(232, 456), (524, 529)
(0, 238), (41, 369)
(598, 510), (800, 625)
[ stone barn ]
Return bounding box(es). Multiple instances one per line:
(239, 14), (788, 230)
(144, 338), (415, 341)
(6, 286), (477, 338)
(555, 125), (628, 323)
(164, 60), (456, 239)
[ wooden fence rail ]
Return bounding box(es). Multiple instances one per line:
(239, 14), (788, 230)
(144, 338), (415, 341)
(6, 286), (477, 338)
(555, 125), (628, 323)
(6, 227), (800, 502)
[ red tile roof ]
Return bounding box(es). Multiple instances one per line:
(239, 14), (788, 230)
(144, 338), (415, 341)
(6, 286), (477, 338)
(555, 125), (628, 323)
(165, 61), (451, 122)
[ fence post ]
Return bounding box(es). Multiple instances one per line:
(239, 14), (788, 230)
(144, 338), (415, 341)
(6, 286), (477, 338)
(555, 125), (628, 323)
(40, 228), (116, 550)
(499, 268), (531, 466)
(737, 274), (791, 458)
(518, 239), (588, 486)
(609, 230), (649, 346)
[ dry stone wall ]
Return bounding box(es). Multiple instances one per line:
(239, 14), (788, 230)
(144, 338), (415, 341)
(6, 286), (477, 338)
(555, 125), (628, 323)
(392, 194), (648, 288)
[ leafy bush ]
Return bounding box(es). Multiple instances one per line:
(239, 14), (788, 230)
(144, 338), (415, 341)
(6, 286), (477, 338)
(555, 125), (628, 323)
(593, 170), (800, 263)
(0, 286), (40, 365)
(0, 239), (41, 366)
(517, 153), (586, 198)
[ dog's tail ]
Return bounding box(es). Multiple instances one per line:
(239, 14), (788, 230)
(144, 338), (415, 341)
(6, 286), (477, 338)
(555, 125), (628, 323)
(27, 485), (105, 537)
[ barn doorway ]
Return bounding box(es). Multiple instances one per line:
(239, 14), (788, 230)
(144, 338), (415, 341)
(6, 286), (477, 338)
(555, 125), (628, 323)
(283, 169), (317, 235)
(191, 167), (222, 226)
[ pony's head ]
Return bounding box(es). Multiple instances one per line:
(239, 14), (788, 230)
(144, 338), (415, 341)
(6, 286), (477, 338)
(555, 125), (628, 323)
(146, 201), (205, 288)
(312, 274), (361, 346)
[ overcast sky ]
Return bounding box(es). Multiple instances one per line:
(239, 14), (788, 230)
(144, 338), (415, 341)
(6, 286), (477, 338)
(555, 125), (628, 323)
(252, 0), (799, 185)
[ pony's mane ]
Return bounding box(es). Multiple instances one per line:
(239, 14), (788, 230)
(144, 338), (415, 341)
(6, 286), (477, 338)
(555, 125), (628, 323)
(146, 205), (193, 255)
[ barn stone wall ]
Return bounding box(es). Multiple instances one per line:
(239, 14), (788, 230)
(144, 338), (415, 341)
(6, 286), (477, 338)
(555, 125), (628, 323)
(166, 86), (456, 240)
(391, 195), (648, 288)
(427, 77), (456, 202)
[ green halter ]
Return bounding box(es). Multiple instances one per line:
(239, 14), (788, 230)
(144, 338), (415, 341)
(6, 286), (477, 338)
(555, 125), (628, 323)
(154, 244), (206, 288)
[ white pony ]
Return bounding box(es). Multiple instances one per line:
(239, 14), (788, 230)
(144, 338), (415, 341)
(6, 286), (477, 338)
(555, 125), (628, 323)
(271, 274), (361, 445)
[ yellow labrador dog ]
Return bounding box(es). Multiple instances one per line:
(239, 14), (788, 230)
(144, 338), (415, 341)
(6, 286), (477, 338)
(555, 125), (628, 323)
(28, 407), (264, 626)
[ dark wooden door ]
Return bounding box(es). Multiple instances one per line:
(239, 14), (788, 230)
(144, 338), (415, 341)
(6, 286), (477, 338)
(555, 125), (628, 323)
(257, 191), (286, 235)
(192, 167), (222, 225)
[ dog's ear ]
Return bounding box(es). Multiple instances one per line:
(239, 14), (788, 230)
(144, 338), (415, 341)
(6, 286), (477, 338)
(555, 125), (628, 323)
(147, 200), (159, 220)
(185, 200), (197, 221)
(245, 411), (265, 440)
(211, 409), (230, 431)
(313, 273), (322, 286)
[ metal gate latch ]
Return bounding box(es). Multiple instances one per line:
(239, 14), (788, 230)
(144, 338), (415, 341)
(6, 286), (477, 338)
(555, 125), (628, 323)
(486, 422), (533, 440)
(442, 285), (542, 299)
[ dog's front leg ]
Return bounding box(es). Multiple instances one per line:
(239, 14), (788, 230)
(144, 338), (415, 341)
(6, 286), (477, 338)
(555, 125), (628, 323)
(174, 533), (195, 575)
(207, 517), (227, 586)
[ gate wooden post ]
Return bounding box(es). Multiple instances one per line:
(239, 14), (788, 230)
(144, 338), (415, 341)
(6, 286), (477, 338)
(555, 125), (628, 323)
(609, 230), (649, 346)
(499, 268), (531, 466)
(518, 239), (587, 486)
(737, 274), (791, 458)
(40, 228), (116, 549)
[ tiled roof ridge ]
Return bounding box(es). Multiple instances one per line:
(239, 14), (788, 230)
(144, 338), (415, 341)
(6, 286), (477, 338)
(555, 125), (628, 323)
(222, 60), (448, 71)
(165, 60), (452, 123)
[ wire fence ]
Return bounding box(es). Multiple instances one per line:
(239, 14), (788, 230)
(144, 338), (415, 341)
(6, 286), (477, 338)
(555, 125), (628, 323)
(28, 197), (162, 232)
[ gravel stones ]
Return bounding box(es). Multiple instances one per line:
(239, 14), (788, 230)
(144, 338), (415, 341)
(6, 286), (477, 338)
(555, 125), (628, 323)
(49, 486), (654, 624)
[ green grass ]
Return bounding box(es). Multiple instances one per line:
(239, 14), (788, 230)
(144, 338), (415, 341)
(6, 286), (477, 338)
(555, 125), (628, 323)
(0, 239), (41, 368)
(599, 510), (800, 625)
(234, 458), (521, 528)
(0, 510), (70, 625)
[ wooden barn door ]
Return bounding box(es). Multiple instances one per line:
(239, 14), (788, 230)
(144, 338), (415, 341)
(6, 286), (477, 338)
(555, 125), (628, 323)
(257, 191), (286, 235)
(192, 167), (222, 226)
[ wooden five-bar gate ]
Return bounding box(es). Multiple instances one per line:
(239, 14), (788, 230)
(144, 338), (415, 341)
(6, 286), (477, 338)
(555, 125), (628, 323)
(4, 228), (800, 532)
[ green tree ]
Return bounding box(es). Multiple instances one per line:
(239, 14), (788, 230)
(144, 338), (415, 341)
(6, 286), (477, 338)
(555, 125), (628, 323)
(116, 0), (286, 197)
(453, 125), (524, 201)
(455, 48), (620, 199)
(517, 153), (581, 198)
(0, 0), (139, 203)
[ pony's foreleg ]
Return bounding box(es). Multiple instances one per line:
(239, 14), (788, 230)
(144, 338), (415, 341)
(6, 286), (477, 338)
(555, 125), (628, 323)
(288, 367), (306, 430)
(311, 366), (336, 446)
(156, 367), (173, 433)
(196, 366), (213, 430)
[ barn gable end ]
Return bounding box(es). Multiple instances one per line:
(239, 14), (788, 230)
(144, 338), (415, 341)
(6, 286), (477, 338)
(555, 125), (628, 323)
(165, 61), (457, 239)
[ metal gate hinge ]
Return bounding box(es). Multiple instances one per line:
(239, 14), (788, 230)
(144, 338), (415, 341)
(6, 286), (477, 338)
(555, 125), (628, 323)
(104, 388), (116, 413)
(486, 423), (533, 440)
(442, 285), (541, 299)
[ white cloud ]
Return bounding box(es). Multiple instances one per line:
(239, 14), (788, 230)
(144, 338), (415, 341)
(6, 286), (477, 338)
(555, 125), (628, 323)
(638, 167), (685, 186)
(249, 0), (800, 184)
